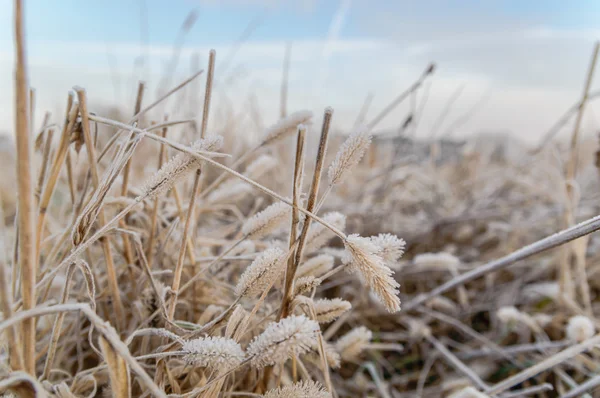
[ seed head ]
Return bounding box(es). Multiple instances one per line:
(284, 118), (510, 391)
(181, 336), (245, 371)
(335, 326), (372, 362)
(263, 380), (331, 398)
(242, 202), (290, 240)
(235, 247), (285, 298)
(247, 315), (319, 368)
(328, 126), (372, 186)
(343, 234), (401, 312)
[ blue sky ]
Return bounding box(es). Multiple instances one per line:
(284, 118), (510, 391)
(1, 0), (600, 143)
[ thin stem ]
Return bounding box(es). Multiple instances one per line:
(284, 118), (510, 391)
(278, 125), (305, 321)
(14, 0), (36, 374)
(425, 334), (488, 391)
(487, 334), (600, 395)
(404, 212), (600, 312)
(147, 119), (168, 269)
(75, 87), (125, 328)
(168, 170), (202, 320)
(89, 114), (346, 239)
(119, 81), (145, 265)
(0, 303), (168, 398)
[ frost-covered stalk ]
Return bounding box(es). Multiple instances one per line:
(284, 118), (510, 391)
(281, 109), (332, 319)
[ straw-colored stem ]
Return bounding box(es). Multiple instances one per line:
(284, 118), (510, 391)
(75, 87), (125, 328)
(0, 303), (168, 398)
(278, 126), (305, 321)
(119, 81), (145, 265)
(34, 128), (54, 204)
(280, 111), (332, 319)
(76, 114), (346, 239)
(147, 121), (168, 269)
(0, 203), (24, 370)
(65, 148), (76, 204)
(36, 95), (76, 264)
(41, 263), (77, 380)
(168, 170), (202, 320)
(14, 0), (36, 375)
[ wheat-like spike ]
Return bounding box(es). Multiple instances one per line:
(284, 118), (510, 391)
(335, 326), (372, 362)
(296, 254), (334, 279)
(312, 298), (352, 323)
(244, 154), (277, 180)
(305, 212), (346, 253)
(343, 234), (401, 313)
(370, 233), (406, 270)
(235, 247), (285, 298)
(138, 134), (223, 200)
(327, 126), (372, 186)
(263, 380), (331, 398)
(182, 336), (245, 371)
(293, 276), (322, 296)
(242, 201), (291, 240)
(261, 110), (313, 146)
(247, 315), (319, 369)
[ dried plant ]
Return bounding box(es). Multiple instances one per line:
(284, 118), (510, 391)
(5, 7), (600, 397)
(263, 380), (331, 398)
(181, 336), (245, 370)
(235, 247), (285, 298)
(247, 315), (320, 368)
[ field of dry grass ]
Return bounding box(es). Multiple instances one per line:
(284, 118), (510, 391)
(6, 3), (600, 398)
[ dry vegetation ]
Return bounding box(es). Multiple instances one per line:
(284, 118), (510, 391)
(5, 3), (600, 398)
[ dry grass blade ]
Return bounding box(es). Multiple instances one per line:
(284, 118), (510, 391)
(99, 336), (131, 398)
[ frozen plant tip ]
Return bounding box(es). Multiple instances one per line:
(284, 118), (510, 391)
(328, 126), (372, 186)
(242, 201), (291, 240)
(263, 380), (331, 398)
(343, 234), (401, 312)
(139, 134), (223, 199)
(235, 247), (285, 298)
(335, 326), (372, 362)
(293, 276), (322, 296)
(247, 315), (319, 368)
(182, 336), (245, 371)
(313, 298), (352, 323)
(566, 315), (595, 342)
(370, 233), (405, 269)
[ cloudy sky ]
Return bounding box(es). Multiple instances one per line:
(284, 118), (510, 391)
(1, 0), (600, 144)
